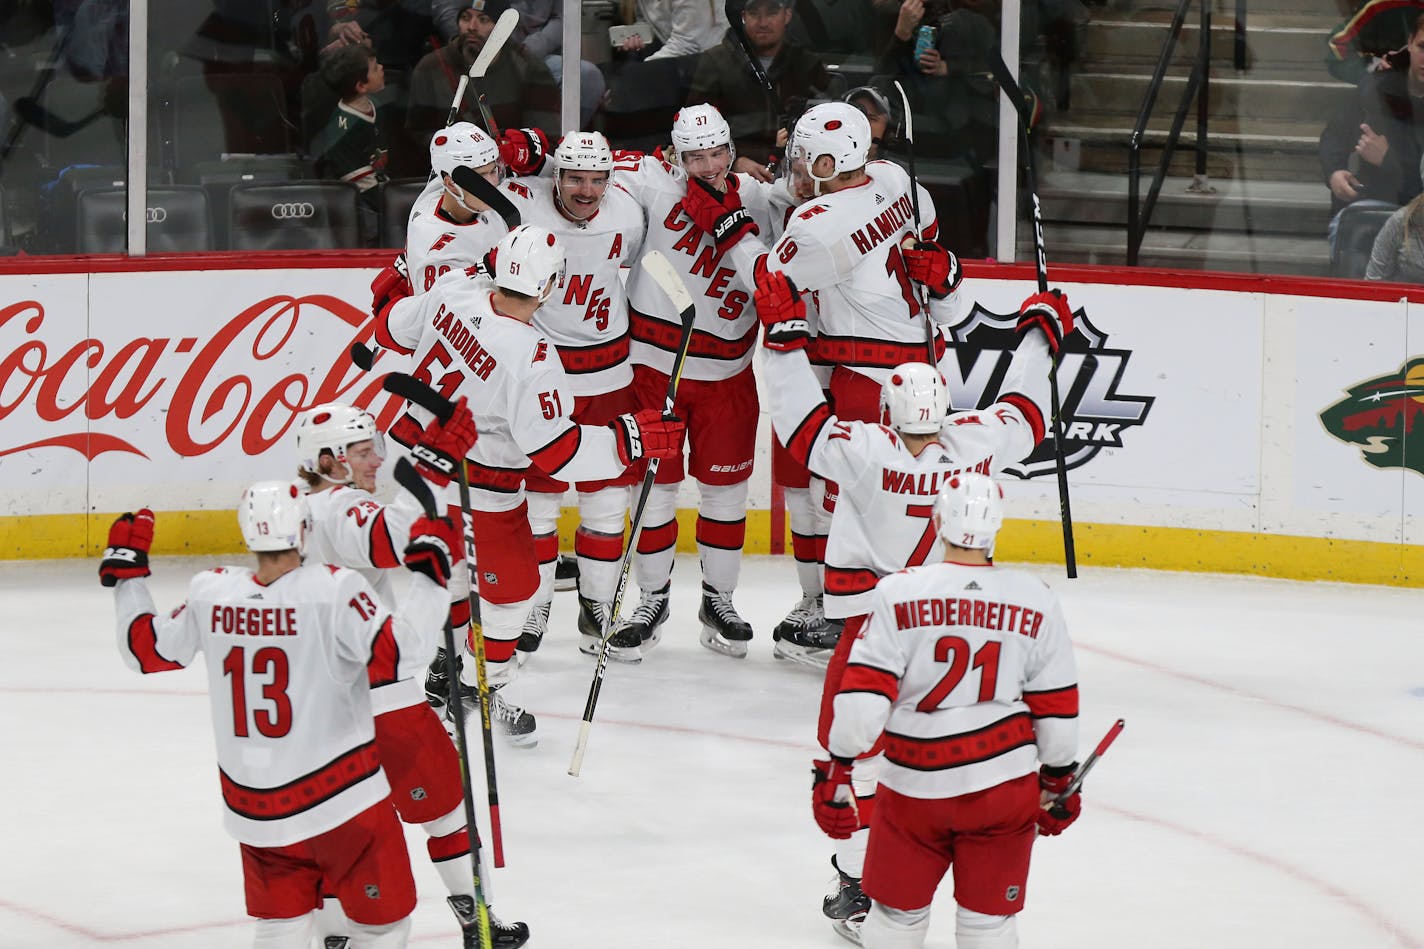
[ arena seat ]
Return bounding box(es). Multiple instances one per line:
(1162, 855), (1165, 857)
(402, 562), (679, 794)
(1331, 204), (1400, 280)
(379, 177), (429, 249)
(228, 180), (361, 250)
(75, 184), (212, 254)
(183, 155), (308, 249)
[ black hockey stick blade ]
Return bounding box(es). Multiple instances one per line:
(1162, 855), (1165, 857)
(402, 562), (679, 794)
(350, 342), (377, 371)
(984, 51), (1034, 133)
(392, 456), (440, 518)
(450, 165), (521, 231)
(724, 0), (776, 98)
(383, 371), (456, 422)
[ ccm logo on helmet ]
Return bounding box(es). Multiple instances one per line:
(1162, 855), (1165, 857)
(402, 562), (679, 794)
(270, 203), (317, 220)
(145, 207), (168, 223)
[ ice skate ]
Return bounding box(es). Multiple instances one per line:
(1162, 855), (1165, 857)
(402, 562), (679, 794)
(425, 647), (478, 718)
(610, 582), (671, 652)
(554, 553), (579, 592)
(772, 594), (842, 668)
(515, 602), (549, 663)
(489, 686), (538, 749)
(448, 895), (531, 948)
(824, 856), (869, 945)
(697, 582), (753, 658)
(577, 594), (641, 663)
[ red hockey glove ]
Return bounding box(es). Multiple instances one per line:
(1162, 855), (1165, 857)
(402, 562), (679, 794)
(412, 396), (478, 487)
(1036, 762), (1082, 836)
(498, 126), (550, 176)
(371, 252), (412, 322)
(99, 509), (155, 587)
(404, 514), (463, 587)
(901, 238), (962, 300)
(753, 266), (809, 352)
(682, 177), (759, 254)
(611, 410), (686, 467)
(1017, 289), (1074, 354)
(812, 757), (860, 839)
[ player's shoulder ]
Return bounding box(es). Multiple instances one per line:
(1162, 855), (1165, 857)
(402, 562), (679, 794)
(866, 159), (911, 188)
(502, 175), (546, 203)
(191, 564), (253, 593)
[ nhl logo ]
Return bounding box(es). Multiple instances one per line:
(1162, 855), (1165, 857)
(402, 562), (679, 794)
(1005, 885), (1021, 901)
(365, 884), (381, 899)
(410, 786), (428, 801)
(483, 571), (498, 584)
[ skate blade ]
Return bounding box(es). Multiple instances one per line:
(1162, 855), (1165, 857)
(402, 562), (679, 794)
(699, 626), (749, 659)
(772, 641), (832, 669)
(499, 732), (540, 750)
(832, 915), (865, 945)
(577, 634), (643, 664)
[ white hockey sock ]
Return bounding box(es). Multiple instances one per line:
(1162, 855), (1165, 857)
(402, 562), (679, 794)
(861, 902), (930, 949)
(525, 491), (562, 610)
(835, 825), (870, 878)
(310, 898), (350, 945)
(252, 914), (313, 949)
(696, 479), (748, 592)
(634, 482), (679, 593)
(346, 916), (412, 948)
(574, 485), (630, 602)
(955, 908), (1016, 949)
(784, 485), (824, 597)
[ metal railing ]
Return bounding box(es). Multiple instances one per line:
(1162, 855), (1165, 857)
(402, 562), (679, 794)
(1127, 0), (1213, 265)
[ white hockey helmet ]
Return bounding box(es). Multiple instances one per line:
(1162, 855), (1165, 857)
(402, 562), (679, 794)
(671, 103), (734, 160)
(430, 122), (500, 179)
(932, 472), (1005, 555)
(790, 101), (872, 192)
(880, 362), (949, 435)
(296, 403), (386, 478)
(493, 224), (565, 301)
(553, 130), (613, 172)
(239, 480), (313, 555)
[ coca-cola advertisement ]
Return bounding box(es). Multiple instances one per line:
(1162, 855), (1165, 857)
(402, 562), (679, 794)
(0, 267), (403, 524)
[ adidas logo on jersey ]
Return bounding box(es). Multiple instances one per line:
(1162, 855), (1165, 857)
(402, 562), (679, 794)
(965, 581), (981, 591)
(247, 592), (265, 599)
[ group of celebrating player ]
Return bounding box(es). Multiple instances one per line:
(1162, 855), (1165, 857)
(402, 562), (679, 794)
(100, 96), (1089, 949)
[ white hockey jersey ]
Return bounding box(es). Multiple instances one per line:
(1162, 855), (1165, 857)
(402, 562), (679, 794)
(405, 177), (508, 295)
(615, 152), (792, 381)
(828, 561), (1079, 799)
(500, 175), (647, 397)
(763, 339), (1052, 619)
(113, 563), (447, 847)
(380, 269), (635, 511)
(306, 485), (438, 715)
(761, 161), (963, 386)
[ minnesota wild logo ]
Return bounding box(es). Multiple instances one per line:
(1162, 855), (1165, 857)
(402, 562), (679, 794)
(1319, 358), (1424, 474)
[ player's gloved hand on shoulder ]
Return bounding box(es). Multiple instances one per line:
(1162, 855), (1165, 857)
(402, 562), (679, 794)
(1017, 289), (1074, 353)
(901, 238), (962, 299)
(498, 126), (550, 176)
(753, 266), (809, 351)
(1036, 762), (1082, 836)
(99, 509), (155, 587)
(404, 515), (463, 587)
(811, 757), (859, 839)
(412, 396), (478, 487)
(681, 177), (759, 254)
(371, 252), (412, 321)
(611, 410), (686, 467)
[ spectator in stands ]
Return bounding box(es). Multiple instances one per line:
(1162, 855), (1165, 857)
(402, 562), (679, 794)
(1325, 0), (1422, 84)
(327, 0), (436, 75)
(845, 84), (896, 159)
(1365, 156), (1424, 280)
(616, 0), (729, 60)
(685, 0), (828, 181)
(407, 0), (560, 141)
(1319, 12), (1424, 252)
(312, 43), (390, 245)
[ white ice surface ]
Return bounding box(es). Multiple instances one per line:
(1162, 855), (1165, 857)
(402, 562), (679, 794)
(2, 554), (1422, 948)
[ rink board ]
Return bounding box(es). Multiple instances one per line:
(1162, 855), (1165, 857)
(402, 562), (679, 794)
(2, 255), (1423, 584)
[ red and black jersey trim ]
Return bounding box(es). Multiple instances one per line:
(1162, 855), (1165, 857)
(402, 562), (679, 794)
(782, 402), (833, 468)
(466, 461), (526, 493)
(997, 391), (1045, 446)
(367, 510), (400, 569)
(366, 617), (401, 689)
(557, 331), (630, 374)
(839, 662), (900, 702)
(220, 740), (382, 821)
(127, 613), (184, 674)
(810, 333), (947, 370)
(630, 308), (757, 361)
(885, 712), (1036, 772)
(824, 565), (880, 597)
(527, 425), (581, 476)
(388, 413), (423, 450)
(1024, 683), (1079, 719)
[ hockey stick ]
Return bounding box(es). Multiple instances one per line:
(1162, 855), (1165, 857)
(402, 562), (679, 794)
(891, 81), (937, 367)
(447, 7), (520, 128)
(723, 0), (777, 100)
(390, 456), (496, 949)
(1058, 718), (1125, 802)
(568, 251), (698, 777)
(382, 372), (507, 868)
(984, 50), (1078, 579)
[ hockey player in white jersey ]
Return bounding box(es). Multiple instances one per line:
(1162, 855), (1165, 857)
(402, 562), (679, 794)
(374, 223), (685, 743)
(102, 482), (460, 949)
(494, 131), (653, 661)
(755, 262), (1074, 940)
(603, 104), (794, 659)
(294, 402), (529, 947)
(815, 473), (1082, 949)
